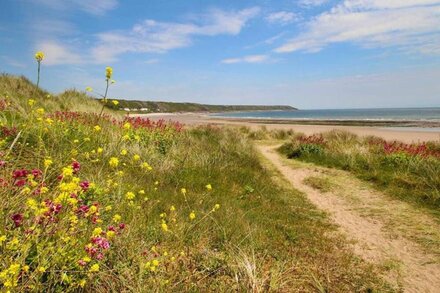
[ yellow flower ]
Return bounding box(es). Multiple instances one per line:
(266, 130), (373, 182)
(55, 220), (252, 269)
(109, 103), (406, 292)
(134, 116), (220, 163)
(170, 205), (176, 211)
(0, 235), (6, 245)
(62, 166), (74, 177)
(112, 100), (119, 105)
(133, 154), (140, 161)
(94, 125), (101, 132)
(109, 157), (119, 168)
(44, 158), (53, 168)
(112, 214), (122, 223)
(152, 259), (159, 266)
(97, 147), (103, 154)
(38, 266), (46, 273)
(120, 149), (127, 156)
(125, 191), (135, 200)
(189, 211), (196, 220)
(105, 66), (113, 80)
(35, 51), (44, 62)
(106, 230), (116, 238)
(105, 205), (112, 211)
(213, 204), (220, 211)
(79, 279), (87, 288)
(123, 122), (131, 130)
(89, 264), (99, 273)
(92, 227), (103, 236)
(206, 184), (212, 191)
(36, 108), (45, 115)
(89, 205), (98, 214)
(181, 188), (187, 195)
(141, 162), (152, 171)
(86, 86), (93, 92)
(28, 99), (35, 106)
(161, 223), (168, 232)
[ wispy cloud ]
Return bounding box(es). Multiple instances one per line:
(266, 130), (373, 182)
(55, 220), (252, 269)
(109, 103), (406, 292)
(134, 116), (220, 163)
(36, 40), (83, 65)
(91, 7), (260, 63)
(265, 11), (299, 25)
(31, 0), (118, 15)
(221, 54), (269, 64)
(298, 0), (330, 8)
(275, 0), (440, 55)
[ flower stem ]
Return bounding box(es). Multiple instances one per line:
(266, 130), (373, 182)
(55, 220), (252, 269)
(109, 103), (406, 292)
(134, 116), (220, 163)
(36, 61), (41, 89)
(98, 79), (110, 121)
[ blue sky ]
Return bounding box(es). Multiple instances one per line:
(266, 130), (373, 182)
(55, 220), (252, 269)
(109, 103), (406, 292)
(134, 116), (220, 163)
(1, 0), (440, 109)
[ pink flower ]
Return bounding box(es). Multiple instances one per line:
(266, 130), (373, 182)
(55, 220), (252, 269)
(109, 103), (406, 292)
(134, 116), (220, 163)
(78, 260), (87, 266)
(92, 237), (110, 250)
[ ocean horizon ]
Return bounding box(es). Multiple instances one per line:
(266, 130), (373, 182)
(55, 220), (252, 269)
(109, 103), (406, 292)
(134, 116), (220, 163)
(211, 107), (440, 122)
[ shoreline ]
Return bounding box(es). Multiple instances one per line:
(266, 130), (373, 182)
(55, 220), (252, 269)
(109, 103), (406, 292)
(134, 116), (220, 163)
(133, 112), (440, 143)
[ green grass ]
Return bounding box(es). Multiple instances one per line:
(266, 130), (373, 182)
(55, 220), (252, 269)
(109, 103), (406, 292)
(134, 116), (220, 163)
(278, 130), (440, 215)
(0, 75), (392, 292)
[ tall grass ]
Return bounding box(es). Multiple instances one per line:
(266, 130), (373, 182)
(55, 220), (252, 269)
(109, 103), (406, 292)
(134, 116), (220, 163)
(0, 75), (392, 291)
(279, 130), (440, 211)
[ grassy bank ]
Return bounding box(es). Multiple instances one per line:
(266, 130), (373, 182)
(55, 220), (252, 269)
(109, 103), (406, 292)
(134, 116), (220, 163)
(0, 74), (391, 291)
(278, 131), (440, 213)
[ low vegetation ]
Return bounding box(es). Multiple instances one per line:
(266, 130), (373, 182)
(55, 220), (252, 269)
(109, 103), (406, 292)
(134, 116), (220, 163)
(0, 54), (391, 291)
(104, 98), (296, 113)
(279, 131), (440, 212)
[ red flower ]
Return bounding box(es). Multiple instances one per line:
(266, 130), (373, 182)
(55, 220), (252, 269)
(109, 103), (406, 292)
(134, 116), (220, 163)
(72, 161), (81, 173)
(11, 213), (23, 227)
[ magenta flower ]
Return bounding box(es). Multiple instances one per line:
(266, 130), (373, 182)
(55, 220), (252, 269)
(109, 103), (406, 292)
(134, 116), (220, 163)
(32, 169), (42, 178)
(72, 161), (81, 173)
(11, 213), (23, 227)
(14, 179), (26, 187)
(12, 169), (28, 179)
(80, 181), (90, 192)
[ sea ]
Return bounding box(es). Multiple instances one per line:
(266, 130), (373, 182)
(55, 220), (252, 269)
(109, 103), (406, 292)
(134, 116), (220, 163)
(211, 107), (440, 122)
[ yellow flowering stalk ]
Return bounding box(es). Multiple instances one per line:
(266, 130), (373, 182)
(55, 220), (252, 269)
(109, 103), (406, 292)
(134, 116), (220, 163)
(35, 51), (44, 89)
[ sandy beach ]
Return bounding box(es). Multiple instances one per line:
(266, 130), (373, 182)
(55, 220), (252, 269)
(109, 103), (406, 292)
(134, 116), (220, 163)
(133, 112), (440, 143)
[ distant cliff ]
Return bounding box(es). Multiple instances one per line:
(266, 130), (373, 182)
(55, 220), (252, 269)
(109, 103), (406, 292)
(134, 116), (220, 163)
(105, 98), (297, 113)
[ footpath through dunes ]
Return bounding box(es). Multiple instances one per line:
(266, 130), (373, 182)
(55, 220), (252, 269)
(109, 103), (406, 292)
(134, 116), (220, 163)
(257, 144), (440, 293)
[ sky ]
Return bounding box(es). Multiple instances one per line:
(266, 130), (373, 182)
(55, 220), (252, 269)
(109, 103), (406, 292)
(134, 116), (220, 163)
(1, 0), (440, 109)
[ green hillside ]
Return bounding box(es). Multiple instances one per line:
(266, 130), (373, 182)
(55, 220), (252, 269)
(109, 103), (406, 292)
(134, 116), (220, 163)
(105, 98), (296, 113)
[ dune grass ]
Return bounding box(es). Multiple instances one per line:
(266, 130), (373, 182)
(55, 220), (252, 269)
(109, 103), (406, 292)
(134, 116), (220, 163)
(278, 130), (440, 214)
(0, 75), (394, 291)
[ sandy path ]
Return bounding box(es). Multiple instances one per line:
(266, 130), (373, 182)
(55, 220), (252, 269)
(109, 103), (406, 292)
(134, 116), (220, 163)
(257, 144), (440, 293)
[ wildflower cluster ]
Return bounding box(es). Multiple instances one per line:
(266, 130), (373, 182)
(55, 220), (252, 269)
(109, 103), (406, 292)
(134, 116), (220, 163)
(0, 52), (223, 291)
(380, 141), (440, 159)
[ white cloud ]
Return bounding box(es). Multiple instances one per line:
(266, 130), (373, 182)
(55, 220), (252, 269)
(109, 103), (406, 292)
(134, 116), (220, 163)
(275, 0), (440, 55)
(31, 0), (117, 15)
(299, 0), (330, 7)
(265, 11), (299, 25)
(91, 7), (260, 63)
(221, 54), (269, 64)
(36, 40), (82, 65)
